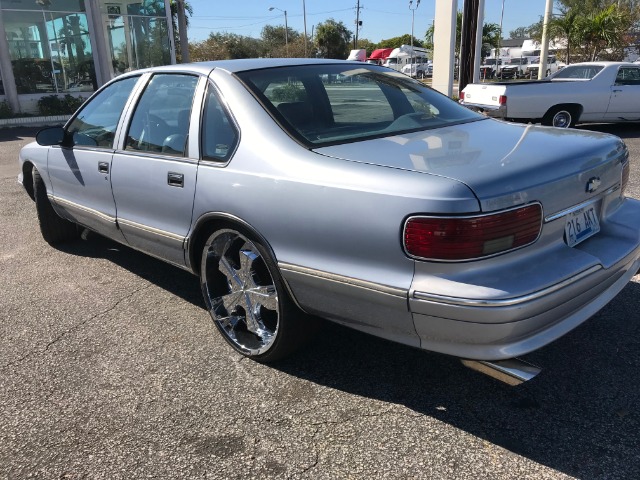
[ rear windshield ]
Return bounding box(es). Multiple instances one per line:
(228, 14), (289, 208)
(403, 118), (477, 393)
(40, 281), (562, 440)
(550, 65), (604, 80)
(236, 64), (482, 146)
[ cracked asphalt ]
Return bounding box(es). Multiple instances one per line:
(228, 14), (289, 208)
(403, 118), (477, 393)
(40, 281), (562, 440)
(1, 125), (639, 479)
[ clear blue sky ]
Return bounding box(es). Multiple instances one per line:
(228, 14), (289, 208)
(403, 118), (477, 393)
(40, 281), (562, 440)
(186, 0), (553, 44)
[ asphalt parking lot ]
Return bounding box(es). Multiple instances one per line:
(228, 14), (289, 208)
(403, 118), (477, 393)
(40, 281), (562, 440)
(1, 124), (639, 479)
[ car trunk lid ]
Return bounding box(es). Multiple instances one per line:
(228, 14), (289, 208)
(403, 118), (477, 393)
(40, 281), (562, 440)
(313, 120), (627, 217)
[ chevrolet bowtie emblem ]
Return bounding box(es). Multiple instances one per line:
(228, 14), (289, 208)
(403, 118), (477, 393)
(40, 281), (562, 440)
(586, 177), (601, 193)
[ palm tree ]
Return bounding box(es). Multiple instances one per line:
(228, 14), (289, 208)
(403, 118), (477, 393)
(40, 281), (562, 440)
(580, 4), (628, 61)
(549, 9), (582, 64)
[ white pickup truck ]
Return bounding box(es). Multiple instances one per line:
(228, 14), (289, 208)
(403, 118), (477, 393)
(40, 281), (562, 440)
(460, 61), (640, 128)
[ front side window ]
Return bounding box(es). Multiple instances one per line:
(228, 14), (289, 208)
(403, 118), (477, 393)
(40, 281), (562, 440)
(67, 75), (139, 148)
(125, 74), (199, 156)
(237, 64), (481, 146)
(615, 67), (640, 85)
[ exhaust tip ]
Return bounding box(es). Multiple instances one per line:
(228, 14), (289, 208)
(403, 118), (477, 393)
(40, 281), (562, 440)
(461, 358), (541, 386)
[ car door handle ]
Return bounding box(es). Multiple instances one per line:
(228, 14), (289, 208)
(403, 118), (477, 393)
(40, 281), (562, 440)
(612, 89), (623, 92)
(167, 172), (184, 187)
(98, 162), (109, 174)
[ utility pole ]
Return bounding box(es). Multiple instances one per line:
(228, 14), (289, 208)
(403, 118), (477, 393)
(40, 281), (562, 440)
(354, 0), (362, 49)
(409, 0), (420, 69)
(177, 0), (189, 63)
(538, 0), (553, 79)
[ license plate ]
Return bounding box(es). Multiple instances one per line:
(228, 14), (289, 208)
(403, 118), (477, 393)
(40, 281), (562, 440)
(564, 205), (600, 247)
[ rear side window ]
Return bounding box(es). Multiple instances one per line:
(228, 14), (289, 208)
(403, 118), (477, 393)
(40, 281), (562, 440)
(201, 86), (238, 162)
(125, 74), (199, 156)
(552, 65), (604, 80)
(67, 76), (139, 149)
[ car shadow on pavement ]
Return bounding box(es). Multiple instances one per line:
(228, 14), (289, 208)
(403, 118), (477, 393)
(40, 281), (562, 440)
(275, 279), (640, 479)
(56, 232), (205, 309)
(578, 123), (640, 139)
(57, 233), (640, 479)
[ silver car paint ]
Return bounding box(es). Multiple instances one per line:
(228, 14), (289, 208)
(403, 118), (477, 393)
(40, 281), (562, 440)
(19, 59), (640, 360)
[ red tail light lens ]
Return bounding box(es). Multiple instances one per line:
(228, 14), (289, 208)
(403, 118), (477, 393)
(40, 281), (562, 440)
(404, 204), (542, 261)
(498, 95), (507, 105)
(459, 91), (465, 101)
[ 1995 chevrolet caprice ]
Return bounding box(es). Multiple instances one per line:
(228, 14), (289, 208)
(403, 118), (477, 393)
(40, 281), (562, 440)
(19, 59), (640, 383)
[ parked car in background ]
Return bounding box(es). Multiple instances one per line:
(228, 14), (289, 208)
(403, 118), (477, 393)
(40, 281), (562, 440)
(18, 59), (640, 383)
(67, 79), (94, 92)
(500, 57), (531, 79)
(524, 55), (560, 78)
(401, 58), (430, 78)
(480, 58), (503, 79)
(460, 61), (640, 128)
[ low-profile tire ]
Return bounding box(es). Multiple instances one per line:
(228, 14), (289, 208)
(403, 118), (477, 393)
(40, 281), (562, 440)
(542, 106), (578, 128)
(32, 167), (79, 244)
(200, 227), (312, 362)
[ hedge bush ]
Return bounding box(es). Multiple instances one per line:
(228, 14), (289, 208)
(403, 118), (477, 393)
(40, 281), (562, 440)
(0, 100), (13, 119)
(37, 94), (85, 116)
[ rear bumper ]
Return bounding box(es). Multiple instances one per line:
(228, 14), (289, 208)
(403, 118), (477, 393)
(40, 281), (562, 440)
(460, 102), (506, 119)
(409, 198), (640, 360)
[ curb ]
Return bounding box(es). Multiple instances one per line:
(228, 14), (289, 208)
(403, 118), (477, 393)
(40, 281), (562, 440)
(0, 115), (69, 128)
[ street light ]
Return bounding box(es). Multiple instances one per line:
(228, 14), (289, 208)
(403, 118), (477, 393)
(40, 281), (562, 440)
(409, 0), (420, 71)
(302, 0), (308, 57)
(269, 6), (289, 56)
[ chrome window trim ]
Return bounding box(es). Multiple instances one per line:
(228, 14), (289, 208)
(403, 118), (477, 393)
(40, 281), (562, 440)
(198, 78), (241, 166)
(114, 73), (152, 151)
(111, 149), (200, 165)
(402, 202), (544, 263)
(412, 265), (602, 307)
(188, 76), (209, 159)
(279, 262), (407, 298)
(544, 185), (619, 222)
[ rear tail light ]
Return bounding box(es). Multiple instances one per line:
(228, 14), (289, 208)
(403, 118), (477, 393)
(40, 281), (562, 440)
(459, 91), (465, 101)
(498, 95), (507, 106)
(621, 160), (630, 196)
(404, 204), (542, 261)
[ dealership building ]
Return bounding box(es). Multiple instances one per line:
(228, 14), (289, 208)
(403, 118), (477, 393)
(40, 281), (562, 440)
(0, 0), (176, 114)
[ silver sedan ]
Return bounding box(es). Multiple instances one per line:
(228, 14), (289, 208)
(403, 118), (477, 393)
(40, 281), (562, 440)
(18, 59), (640, 382)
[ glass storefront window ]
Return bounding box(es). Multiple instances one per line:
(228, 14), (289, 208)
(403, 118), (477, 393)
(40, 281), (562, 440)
(105, 2), (171, 75)
(1, 0), (95, 94)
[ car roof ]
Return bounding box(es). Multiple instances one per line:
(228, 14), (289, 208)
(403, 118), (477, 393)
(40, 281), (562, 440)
(120, 58), (366, 78)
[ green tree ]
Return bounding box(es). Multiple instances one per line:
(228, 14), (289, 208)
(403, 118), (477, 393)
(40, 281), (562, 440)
(261, 24), (300, 57)
(548, 8), (582, 64)
(579, 4), (630, 60)
(169, 0), (193, 62)
(509, 26), (531, 39)
(377, 34), (423, 49)
(190, 32), (262, 61)
(315, 19), (352, 59)
(480, 22), (502, 59)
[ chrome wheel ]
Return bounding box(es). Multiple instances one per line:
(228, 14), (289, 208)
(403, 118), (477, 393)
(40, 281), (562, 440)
(552, 110), (572, 128)
(201, 229), (279, 356)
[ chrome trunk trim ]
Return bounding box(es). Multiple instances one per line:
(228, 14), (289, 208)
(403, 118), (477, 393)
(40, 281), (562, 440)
(545, 185), (619, 223)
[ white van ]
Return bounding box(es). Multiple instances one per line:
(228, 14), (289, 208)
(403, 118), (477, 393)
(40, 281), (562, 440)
(383, 45), (429, 72)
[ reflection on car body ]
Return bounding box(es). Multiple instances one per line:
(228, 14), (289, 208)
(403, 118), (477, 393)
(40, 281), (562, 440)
(18, 59), (640, 383)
